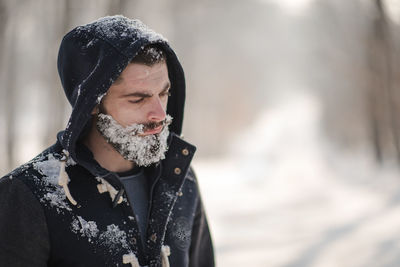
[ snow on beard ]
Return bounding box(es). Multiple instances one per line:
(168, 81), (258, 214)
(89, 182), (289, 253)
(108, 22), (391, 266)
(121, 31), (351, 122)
(96, 113), (172, 167)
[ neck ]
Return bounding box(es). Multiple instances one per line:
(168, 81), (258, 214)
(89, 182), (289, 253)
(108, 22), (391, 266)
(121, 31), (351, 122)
(84, 120), (135, 173)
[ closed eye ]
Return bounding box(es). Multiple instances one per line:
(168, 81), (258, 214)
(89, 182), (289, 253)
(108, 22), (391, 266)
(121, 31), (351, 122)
(160, 91), (171, 97)
(128, 98), (145, 104)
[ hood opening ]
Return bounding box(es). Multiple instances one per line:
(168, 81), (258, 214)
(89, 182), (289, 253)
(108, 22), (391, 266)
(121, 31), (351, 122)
(57, 16), (186, 164)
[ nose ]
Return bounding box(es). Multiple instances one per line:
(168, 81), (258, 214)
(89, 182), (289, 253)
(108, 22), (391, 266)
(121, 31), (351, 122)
(147, 97), (166, 122)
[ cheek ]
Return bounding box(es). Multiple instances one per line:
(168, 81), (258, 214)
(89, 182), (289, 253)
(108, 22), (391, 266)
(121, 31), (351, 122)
(106, 103), (140, 126)
(162, 98), (169, 111)
(117, 110), (142, 126)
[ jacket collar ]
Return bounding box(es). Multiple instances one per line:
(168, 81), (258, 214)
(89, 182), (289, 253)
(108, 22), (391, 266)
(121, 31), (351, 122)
(56, 131), (196, 197)
(145, 133), (196, 262)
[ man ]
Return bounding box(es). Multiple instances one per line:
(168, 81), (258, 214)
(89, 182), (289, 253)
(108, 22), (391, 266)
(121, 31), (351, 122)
(0, 15), (214, 267)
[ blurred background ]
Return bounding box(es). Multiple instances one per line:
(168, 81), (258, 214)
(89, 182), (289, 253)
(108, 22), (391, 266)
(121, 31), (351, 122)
(1, 0), (400, 266)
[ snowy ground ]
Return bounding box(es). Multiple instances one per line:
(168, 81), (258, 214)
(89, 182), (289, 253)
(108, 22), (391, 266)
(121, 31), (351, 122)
(193, 93), (400, 267)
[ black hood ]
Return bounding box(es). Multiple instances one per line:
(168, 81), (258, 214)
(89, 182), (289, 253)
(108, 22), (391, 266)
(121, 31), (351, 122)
(57, 15), (186, 162)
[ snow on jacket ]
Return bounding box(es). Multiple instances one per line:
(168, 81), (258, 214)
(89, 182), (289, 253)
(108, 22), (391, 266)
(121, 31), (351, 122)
(0, 16), (214, 267)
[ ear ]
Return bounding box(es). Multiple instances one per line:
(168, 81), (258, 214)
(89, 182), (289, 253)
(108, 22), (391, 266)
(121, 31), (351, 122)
(91, 105), (99, 115)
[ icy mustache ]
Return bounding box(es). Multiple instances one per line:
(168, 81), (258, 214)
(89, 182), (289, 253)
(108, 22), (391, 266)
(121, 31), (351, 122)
(97, 113), (173, 135)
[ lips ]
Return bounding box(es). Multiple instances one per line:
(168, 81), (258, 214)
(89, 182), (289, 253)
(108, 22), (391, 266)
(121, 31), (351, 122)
(141, 125), (163, 135)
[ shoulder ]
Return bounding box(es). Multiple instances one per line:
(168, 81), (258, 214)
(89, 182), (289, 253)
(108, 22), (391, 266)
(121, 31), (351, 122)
(0, 165), (51, 266)
(0, 174), (45, 219)
(0, 174), (34, 200)
(2, 142), (63, 180)
(0, 143), (65, 205)
(0, 161), (50, 232)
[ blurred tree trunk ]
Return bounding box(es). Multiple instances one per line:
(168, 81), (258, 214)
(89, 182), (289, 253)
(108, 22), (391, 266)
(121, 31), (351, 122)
(0, 0), (8, 171)
(108, 0), (124, 15)
(0, 0), (5, 57)
(3, 3), (17, 170)
(367, 0), (400, 164)
(42, 0), (72, 146)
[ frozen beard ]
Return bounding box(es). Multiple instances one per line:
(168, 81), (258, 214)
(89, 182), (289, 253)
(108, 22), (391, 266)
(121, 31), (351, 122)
(96, 113), (172, 167)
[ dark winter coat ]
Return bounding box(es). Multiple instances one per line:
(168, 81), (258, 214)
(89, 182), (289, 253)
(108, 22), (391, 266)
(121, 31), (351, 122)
(0, 16), (214, 267)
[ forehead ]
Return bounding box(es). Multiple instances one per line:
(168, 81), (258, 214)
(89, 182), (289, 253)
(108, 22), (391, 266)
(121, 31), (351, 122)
(103, 62), (170, 102)
(115, 62), (169, 87)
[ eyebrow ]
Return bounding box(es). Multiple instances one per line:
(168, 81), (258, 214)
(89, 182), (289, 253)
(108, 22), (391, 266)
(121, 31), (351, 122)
(122, 82), (171, 98)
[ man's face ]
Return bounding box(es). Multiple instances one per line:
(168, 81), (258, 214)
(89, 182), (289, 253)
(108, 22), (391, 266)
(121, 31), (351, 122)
(100, 61), (171, 135)
(92, 61), (172, 166)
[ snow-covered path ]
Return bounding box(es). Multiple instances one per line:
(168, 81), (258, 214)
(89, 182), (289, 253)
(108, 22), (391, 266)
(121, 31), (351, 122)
(193, 93), (400, 267)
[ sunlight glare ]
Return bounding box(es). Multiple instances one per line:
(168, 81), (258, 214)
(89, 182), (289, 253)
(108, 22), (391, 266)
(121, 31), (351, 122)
(259, 0), (314, 15)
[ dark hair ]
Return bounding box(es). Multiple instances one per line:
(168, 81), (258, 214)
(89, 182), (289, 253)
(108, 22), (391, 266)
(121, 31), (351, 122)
(131, 44), (166, 66)
(112, 45), (166, 85)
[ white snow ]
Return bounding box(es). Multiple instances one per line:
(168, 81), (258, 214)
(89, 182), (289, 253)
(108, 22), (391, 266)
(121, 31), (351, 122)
(71, 216), (99, 242)
(66, 156), (77, 167)
(33, 154), (60, 185)
(85, 39), (96, 48)
(194, 92), (400, 267)
(96, 92), (107, 104)
(142, 47), (164, 62)
(96, 113), (172, 166)
(162, 189), (176, 202)
(99, 224), (129, 250)
(41, 188), (72, 212)
(92, 15), (167, 43)
(33, 154), (72, 212)
(77, 85), (81, 98)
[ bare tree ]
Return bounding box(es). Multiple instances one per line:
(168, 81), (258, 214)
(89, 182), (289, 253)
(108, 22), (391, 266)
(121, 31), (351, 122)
(367, 0), (400, 164)
(41, 0), (73, 147)
(2, 2), (18, 170)
(0, 0), (9, 172)
(107, 0), (133, 16)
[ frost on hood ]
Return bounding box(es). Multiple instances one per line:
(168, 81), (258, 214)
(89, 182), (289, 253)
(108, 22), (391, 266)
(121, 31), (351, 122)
(71, 216), (99, 242)
(96, 114), (172, 167)
(89, 15), (167, 43)
(97, 92), (107, 104)
(33, 154), (72, 212)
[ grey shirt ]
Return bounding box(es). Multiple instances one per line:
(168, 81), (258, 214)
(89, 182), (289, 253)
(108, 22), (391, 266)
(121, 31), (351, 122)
(118, 168), (149, 246)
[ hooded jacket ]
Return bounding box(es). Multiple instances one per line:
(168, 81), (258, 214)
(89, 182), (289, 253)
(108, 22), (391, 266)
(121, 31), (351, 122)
(0, 16), (214, 267)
